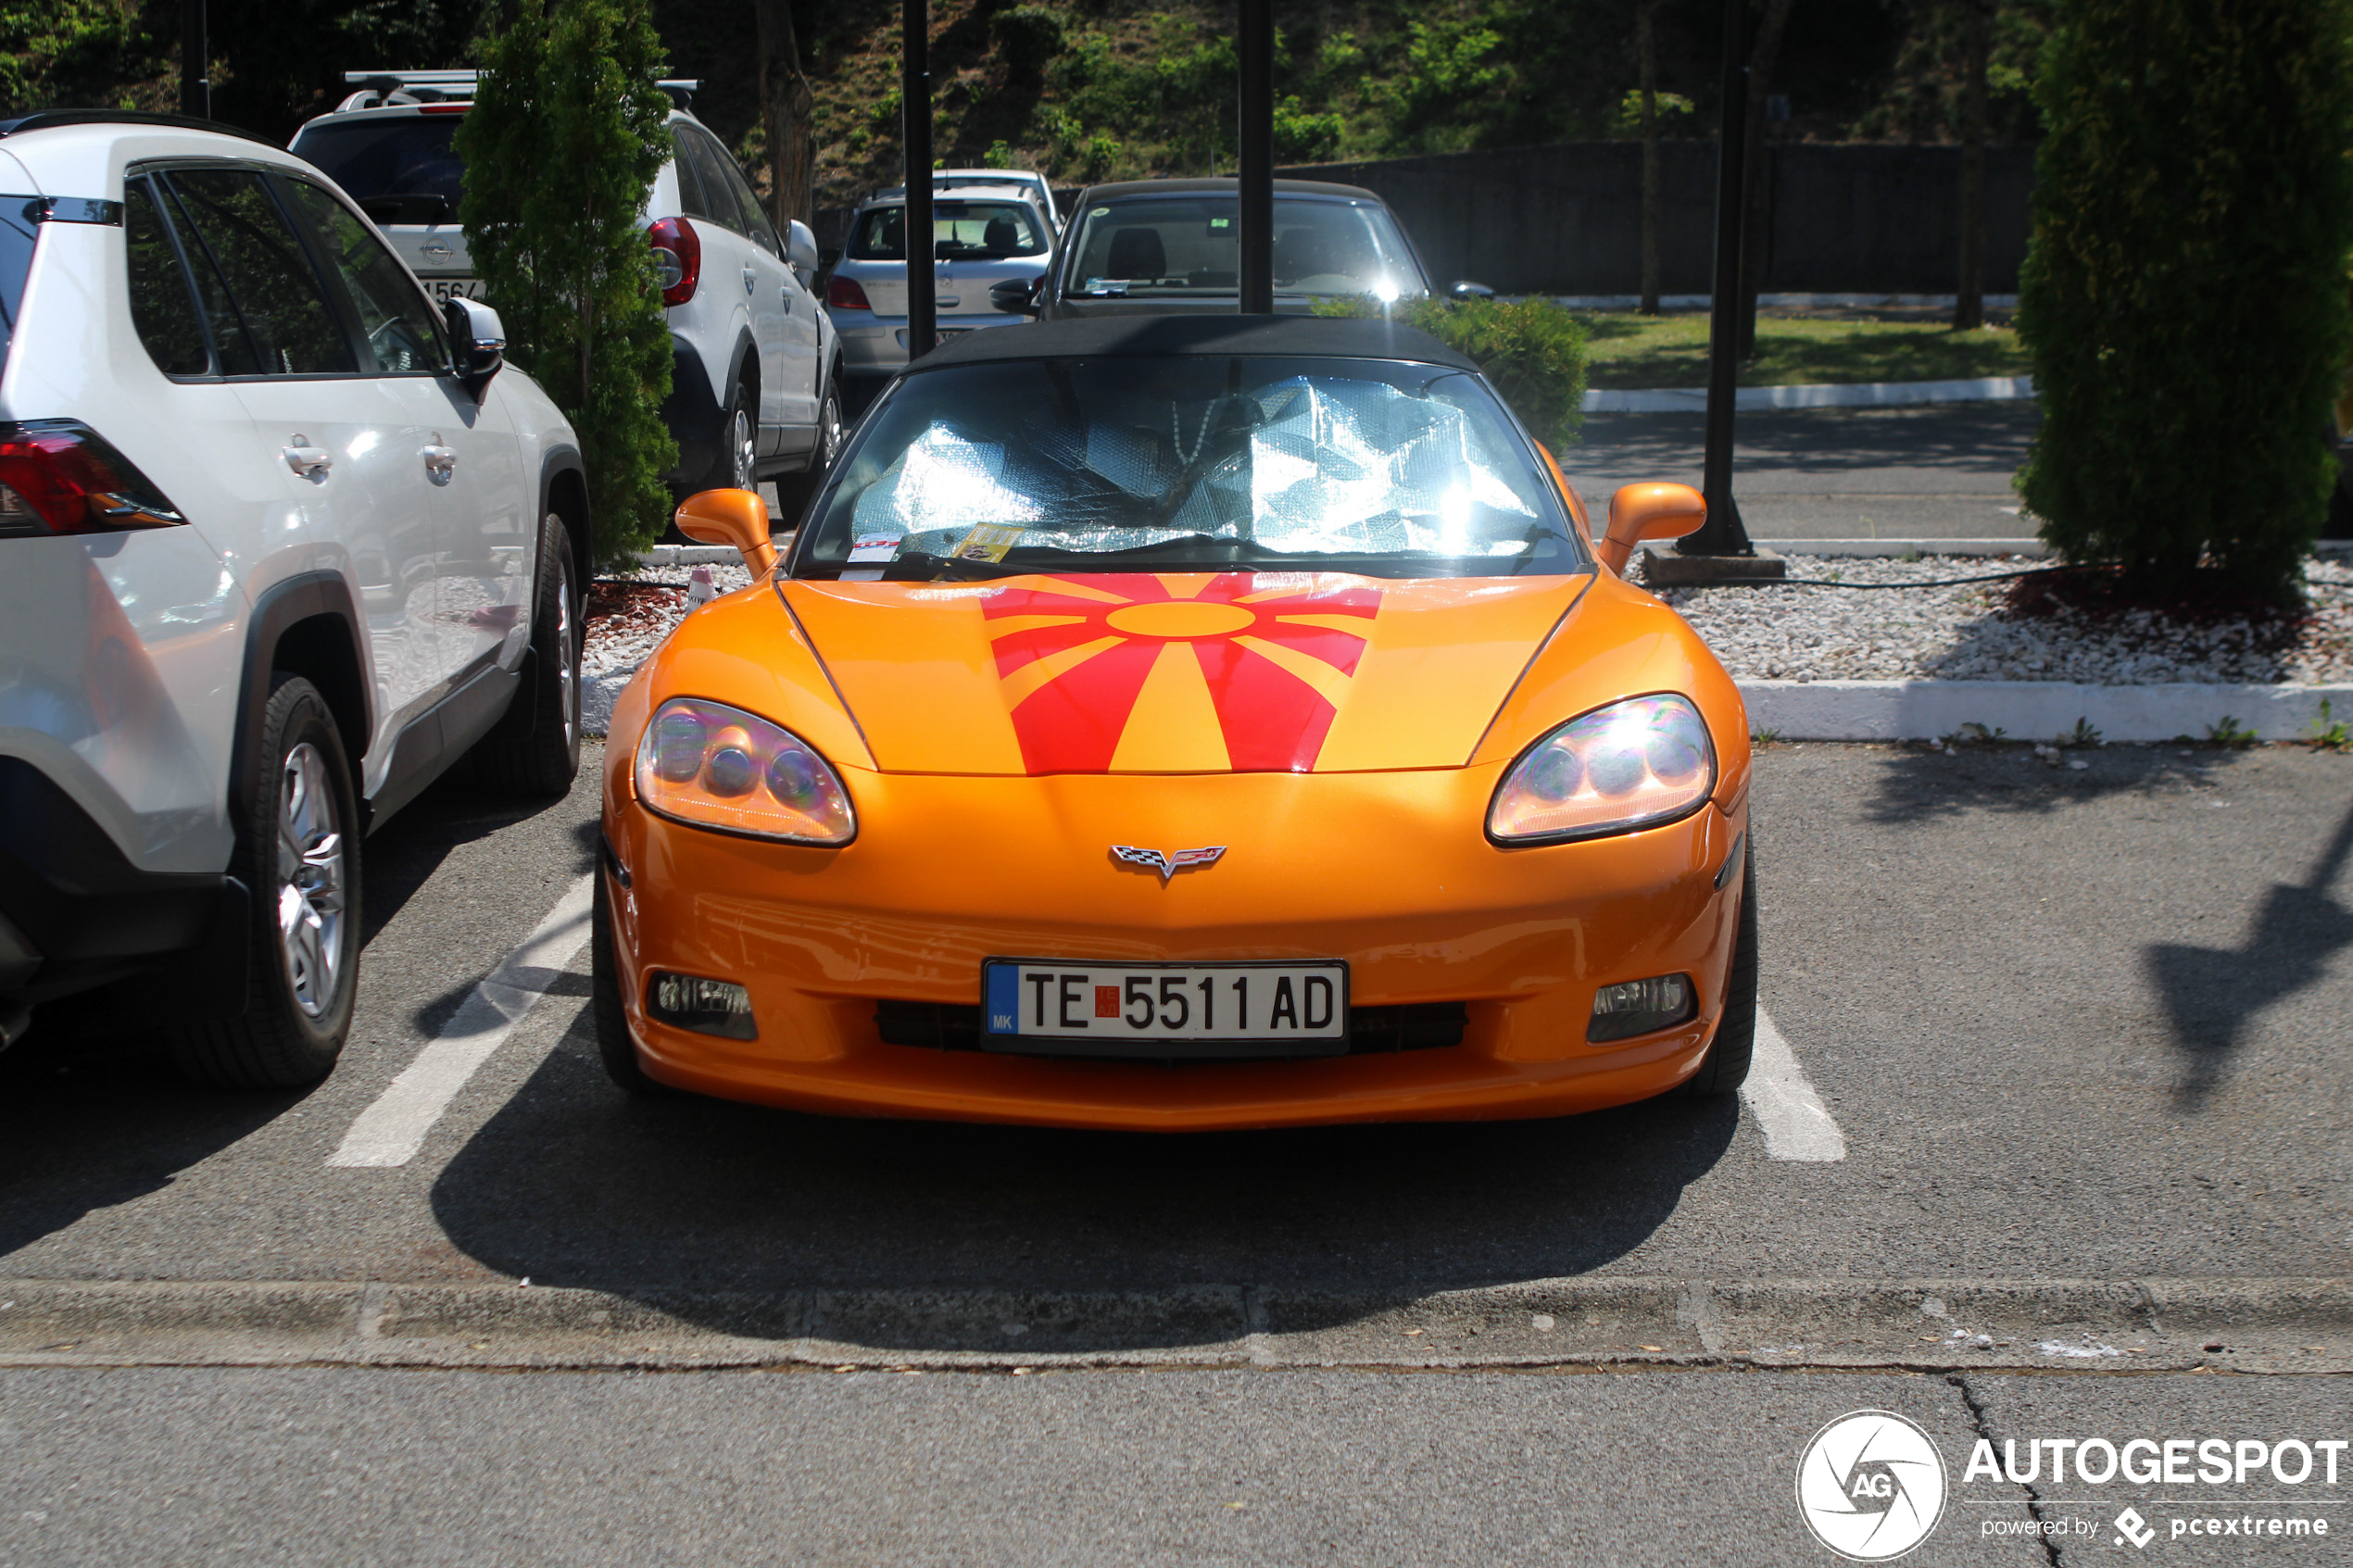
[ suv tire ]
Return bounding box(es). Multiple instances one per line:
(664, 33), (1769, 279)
(774, 370), (846, 522)
(473, 514), (582, 797)
(1677, 839), (1757, 1098)
(170, 674), (359, 1088)
(723, 378), (758, 493)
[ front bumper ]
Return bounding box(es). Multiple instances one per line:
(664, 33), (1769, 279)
(601, 763), (1747, 1130)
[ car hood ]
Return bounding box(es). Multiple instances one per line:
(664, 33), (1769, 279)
(778, 571), (1590, 775)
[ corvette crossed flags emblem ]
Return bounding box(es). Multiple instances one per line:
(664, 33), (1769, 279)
(1111, 845), (1227, 882)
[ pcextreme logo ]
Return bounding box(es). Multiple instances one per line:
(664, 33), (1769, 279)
(1796, 1410), (1949, 1561)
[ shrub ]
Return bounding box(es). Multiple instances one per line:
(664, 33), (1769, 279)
(458, 0), (678, 566)
(1316, 295), (1590, 449)
(2016, 0), (2353, 601)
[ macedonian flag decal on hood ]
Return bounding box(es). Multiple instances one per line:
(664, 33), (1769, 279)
(983, 573), (1378, 772)
(781, 571), (1587, 775)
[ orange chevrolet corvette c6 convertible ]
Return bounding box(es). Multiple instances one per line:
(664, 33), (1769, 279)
(595, 314), (1756, 1130)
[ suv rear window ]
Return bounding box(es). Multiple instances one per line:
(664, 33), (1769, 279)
(289, 116), (465, 225)
(0, 196), (37, 367)
(848, 200), (1049, 261)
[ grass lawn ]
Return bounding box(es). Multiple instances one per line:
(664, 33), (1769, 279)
(1577, 311), (2032, 390)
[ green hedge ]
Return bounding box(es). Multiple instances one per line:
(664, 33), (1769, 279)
(1314, 295), (1589, 449)
(2017, 0), (2353, 600)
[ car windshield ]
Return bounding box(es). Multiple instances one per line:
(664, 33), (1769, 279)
(1063, 196), (1424, 299)
(847, 200), (1051, 260)
(289, 116), (464, 223)
(795, 356), (1584, 582)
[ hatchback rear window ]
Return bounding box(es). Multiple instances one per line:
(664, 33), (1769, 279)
(847, 200), (1049, 261)
(0, 195), (39, 367)
(289, 116), (465, 225)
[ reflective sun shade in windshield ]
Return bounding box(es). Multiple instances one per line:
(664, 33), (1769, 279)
(796, 357), (1582, 581)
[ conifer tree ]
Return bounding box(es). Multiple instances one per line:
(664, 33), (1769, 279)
(458, 0), (677, 564)
(2017, 0), (2353, 599)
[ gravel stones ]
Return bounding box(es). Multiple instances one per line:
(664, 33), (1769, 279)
(1653, 553), (2353, 685)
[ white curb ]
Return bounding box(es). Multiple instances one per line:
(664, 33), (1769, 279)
(1740, 679), (2353, 743)
(1586, 375), (2034, 413)
(1551, 293), (2020, 312)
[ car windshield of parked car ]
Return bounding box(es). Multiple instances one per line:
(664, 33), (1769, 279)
(289, 116), (464, 224)
(796, 356), (1584, 581)
(847, 200), (1051, 261)
(1062, 197), (1424, 300)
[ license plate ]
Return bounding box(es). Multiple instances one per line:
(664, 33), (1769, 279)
(894, 325), (974, 348)
(422, 278), (486, 301)
(983, 960), (1348, 1057)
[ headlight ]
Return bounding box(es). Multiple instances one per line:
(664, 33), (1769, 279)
(1488, 694), (1716, 844)
(633, 696), (855, 844)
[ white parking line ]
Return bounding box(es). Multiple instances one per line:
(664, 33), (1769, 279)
(1741, 1008), (1848, 1161)
(327, 873), (597, 1169)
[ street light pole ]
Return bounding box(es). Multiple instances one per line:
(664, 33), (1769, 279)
(1686, 0), (1761, 559)
(1237, 0), (1273, 314)
(901, 0), (935, 363)
(180, 0), (208, 119)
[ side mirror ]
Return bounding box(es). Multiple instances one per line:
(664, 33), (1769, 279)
(786, 220), (821, 283)
(1598, 482), (1707, 577)
(1450, 280), (1496, 301)
(673, 487), (776, 576)
(989, 276), (1042, 316)
(443, 296), (505, 398)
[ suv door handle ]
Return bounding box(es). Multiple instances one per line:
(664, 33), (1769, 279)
(283, 443), (331, 482)
(780, 287), (792, 313)
(743, 265), (757, 295)
(422, 444), (458, 485)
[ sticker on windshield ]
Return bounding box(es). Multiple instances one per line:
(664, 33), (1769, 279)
(849, 533), (904, 563)
(951, 523), (1026, 563)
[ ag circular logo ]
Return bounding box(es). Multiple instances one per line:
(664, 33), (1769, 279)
(1795, 1410), (1948, 1561)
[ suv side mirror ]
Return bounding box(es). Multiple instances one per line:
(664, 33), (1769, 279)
(1450, 280), (1496, 301)
(674, 487), (776, 575)
(444, 296), (506, 398)
(1598, 483), (1707, 576)
(989, 276), (1042, 317)
(786, 220), (821, 285)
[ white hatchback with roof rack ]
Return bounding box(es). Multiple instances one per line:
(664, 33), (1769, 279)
(290, 70), (846, 511)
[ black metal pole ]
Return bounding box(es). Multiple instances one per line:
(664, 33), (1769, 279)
(1689, 0), (1755, 556)
(901, 0), (935, 362)
(179, 0), (208, 119)
(1237, 0), (1274, 314)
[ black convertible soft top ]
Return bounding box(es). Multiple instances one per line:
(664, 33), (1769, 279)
(906, 313), (1479, 375)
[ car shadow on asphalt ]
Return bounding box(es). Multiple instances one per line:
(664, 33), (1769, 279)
(1860, 742), (2233, 823)
(2145, 791), (2353, 1110)
(427, 1018), (1740, 1350)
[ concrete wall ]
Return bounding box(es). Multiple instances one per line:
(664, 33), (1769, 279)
(1277, 141), (2038, 297)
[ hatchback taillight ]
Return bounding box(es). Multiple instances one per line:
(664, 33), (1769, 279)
(648, 216), (700, 307)
(0, 421), (184, 538)
(826, 274), (872, 311)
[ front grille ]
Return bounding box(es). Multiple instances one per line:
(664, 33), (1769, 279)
(874, 999), (1466, 1058)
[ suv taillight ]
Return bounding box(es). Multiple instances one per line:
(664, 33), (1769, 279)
(0, 421), (184, 538)
(648, 217), (700, 307)
(826, 274), (872, 311)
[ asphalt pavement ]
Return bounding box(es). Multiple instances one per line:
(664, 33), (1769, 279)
(1571, 403), (2040, 540)
(1, 734), (2347, 1562)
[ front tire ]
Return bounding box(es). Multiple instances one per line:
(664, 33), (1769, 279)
(473, 514), (582, 797)
(723, 379), (758, 493)
(1678, 839), (1757, 1097)
(592, 865), (672, 1097)
(774, 370), (846, 523)
(170, 675), (359, 1088)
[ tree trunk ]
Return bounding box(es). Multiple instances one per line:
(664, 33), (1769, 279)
(752, 0), (816, 232)
(1638, 0), (1661, 315)
(1954, 0), (1993, 331)
(1735, 0), (1794, 358)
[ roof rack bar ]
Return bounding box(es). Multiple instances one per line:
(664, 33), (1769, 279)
(343, 70), (482, 85)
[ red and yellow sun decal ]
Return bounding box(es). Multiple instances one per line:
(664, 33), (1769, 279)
(982, 573), (1382, 772)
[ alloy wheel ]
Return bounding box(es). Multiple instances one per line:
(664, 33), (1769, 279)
(275, 741), (346, 1018)
(728, 405), (756, 491)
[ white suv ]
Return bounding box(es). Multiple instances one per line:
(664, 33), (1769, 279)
(0, 110), (586, 1084)
(289, 72), (844, 509)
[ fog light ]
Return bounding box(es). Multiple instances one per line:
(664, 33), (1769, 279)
(646, 971), (758, 1039)
(1587, 973), (1694, 1043)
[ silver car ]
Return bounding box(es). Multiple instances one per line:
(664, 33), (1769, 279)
(824, 176), (1057, 407)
